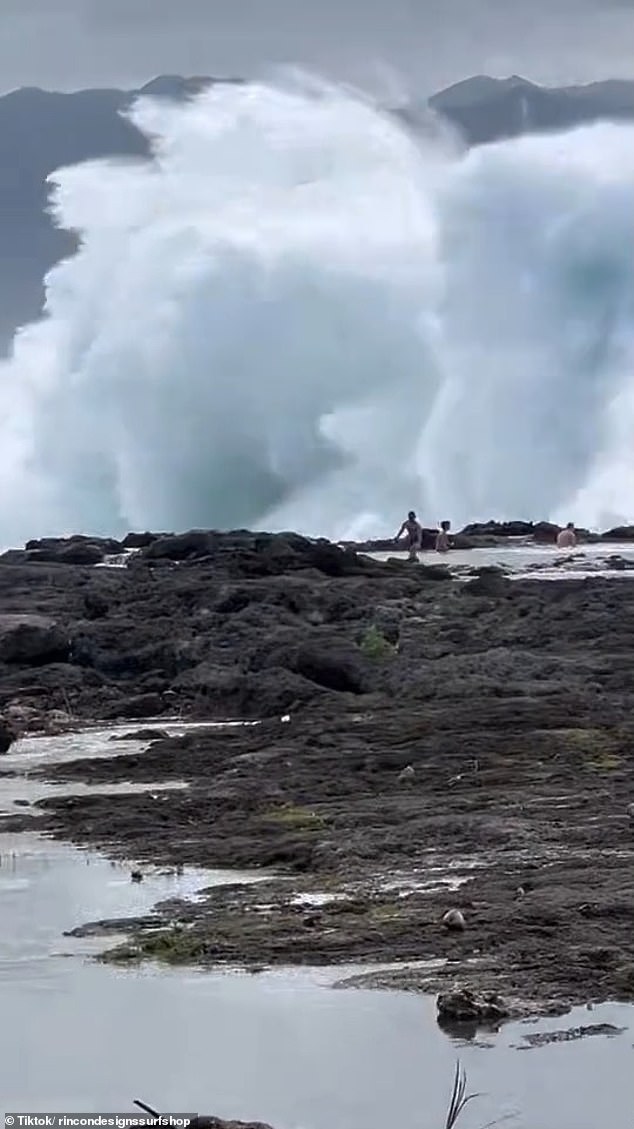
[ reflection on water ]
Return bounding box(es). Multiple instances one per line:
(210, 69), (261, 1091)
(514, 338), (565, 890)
(1, 730), (633, 1127)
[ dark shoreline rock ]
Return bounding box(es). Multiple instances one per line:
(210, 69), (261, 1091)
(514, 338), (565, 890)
(0, 614), (71, 665)
(0, 528), (450, 725)
(436, 986), (511, 1027)
(0, 715), (16, 753)
(342, 518), (607, 553)
(3, 526), (634, 1017)
(520, 1022), (625, 1048)
(601, 525), (634, 541)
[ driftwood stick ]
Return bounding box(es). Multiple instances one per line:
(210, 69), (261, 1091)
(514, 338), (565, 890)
(133, 1100), (161, 1119)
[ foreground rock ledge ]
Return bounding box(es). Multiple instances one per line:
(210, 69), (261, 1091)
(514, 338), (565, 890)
(2, 528), (634, 1017)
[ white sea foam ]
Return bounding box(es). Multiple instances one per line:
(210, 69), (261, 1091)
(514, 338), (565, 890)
(1, 75), (633, 545)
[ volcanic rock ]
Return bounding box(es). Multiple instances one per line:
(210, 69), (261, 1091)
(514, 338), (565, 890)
(0, 615), (70, 665)
(0, 716), (16, 753)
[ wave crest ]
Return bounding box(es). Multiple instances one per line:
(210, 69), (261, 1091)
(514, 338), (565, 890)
(2, 77), (633, 545)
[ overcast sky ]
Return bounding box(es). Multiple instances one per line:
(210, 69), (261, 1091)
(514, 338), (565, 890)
(1, 0), (633, 97)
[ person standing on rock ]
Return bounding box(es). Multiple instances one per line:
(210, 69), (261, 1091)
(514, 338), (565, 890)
(556, 522), (577, 549)
(435, 520), (452, 553)
(395, 511), (423, 561)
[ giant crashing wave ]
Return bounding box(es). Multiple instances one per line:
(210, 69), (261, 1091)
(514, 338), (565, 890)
(1, 74), (633, 548)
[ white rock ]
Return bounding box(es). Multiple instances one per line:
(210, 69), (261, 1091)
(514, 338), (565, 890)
(441, 908), (466, 931)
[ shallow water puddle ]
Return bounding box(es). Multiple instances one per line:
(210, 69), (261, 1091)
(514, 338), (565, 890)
(1, 727), (634, 1127)
(0, 723), (229, 811)
(370, 541), (634, 580)
(0, 719), (255, 773)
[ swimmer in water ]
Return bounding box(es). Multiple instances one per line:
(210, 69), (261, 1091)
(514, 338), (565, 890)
(435, 520), (451, 553)
(395, 510), (423, 561)
(556, 522), (577, 549)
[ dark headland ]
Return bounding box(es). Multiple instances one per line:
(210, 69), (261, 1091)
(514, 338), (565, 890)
(2, 523), (634, 1030)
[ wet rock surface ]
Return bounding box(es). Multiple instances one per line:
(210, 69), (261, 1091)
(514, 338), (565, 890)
(518, 1022), (625, 1048)
(436, 987), (511, 1026)
(0, 715), (16, 753)
(344, 519), (600, 553)
(2, 528), (634, 1019)
(0, 613), (70, 665)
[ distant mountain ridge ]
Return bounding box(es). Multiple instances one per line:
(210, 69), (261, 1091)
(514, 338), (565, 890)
(430, 74), (634, 144)
(1, 73), (633, 350)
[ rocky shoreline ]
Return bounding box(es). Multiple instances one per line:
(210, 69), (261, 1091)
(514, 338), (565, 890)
(2, 526), (634, 1025)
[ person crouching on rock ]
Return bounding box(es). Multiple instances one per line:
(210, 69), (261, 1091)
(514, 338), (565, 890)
(435, 520), (451, 553)
(395, 511), (423, 561)
(556, 522), (577, 550)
